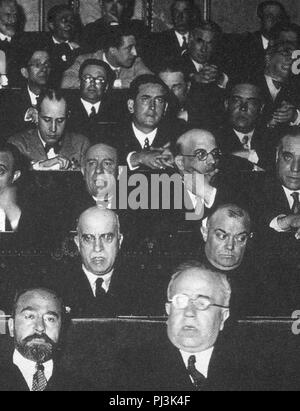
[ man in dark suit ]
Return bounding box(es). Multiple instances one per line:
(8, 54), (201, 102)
(114, 74), (184, 170)
(0, 43), (51, 138)
(42, 5), (81, 88)
(66, 58), (121, 143)
(0, 287), (89, 391)
(8, 89), (90, 171)
(248, 40), (300, 129)
(117, 261), (275, 391)
(55, 207), (147, 317)
(145, 0), (200, 71)
(238, 1), (289, 79)
(217, 82), (276, 170)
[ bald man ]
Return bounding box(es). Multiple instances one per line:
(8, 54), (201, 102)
(117, 261), (274, 391)
(173, 129), (249, 223)
(56, 207), (147, 317)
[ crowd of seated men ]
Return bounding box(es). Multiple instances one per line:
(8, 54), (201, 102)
(0, 0), (300, 391)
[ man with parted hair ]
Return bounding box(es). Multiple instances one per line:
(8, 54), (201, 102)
(8, 89), (90, 171)
(0, 287), (90, 391)
(117, 260), (271, 391)
(62, 25), (151, 89)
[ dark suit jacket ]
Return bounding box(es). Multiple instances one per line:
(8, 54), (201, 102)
(236, 31), (266, 81)
(8, 128), (90, 167)
(0, 88), (36, 139)
(116, 330), (276, 391)
(52, 259), (150, 318)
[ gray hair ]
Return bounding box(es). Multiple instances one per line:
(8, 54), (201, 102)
(167, 260), (231, 306)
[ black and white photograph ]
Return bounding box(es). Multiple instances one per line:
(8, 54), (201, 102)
(0, 0), (299, 394)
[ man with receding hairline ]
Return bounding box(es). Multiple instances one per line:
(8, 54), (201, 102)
(117, 261), (269, 391)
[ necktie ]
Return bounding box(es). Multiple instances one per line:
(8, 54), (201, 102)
(187, 355), (206, 391)
(291, 192), (300, 215)
(90, 106), (97, 119)
(95, 278), (107, 299)
(242, 135), (250, 150)
(32, 363), (48, 392)
(272, 80), (282, 90)
(143, 137), (150, 150)
(44, 142), (60, 155)
(115, 68), (121, 79)
(181, 36), (188, 52)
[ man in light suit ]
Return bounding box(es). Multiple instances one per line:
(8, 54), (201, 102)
(62, 25), (151, 89)
(8, 89), (90, 171)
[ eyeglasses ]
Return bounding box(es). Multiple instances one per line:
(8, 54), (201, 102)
(82, 75), (107, 86)
(29, 61), (52, 70)
(181, 148), (222, 162)
(169, 294), (229, 311)
(139, 96), (167, 107)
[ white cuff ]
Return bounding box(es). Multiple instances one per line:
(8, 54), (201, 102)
(290, 109), (300, 126)
(269, 215), (289, 232)
(127, 152), (139, 171)
(218, 73), (229, 89)
(204, 187), (217, 208)
(248, 150), (259, 164)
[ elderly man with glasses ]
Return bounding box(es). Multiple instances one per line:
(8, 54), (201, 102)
(116, 260), (276, 390)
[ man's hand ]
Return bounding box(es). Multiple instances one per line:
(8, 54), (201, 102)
(35, 156), (70, 171)
(192, 64), (220, 84)
(150, 143), (174, 169)
(271, 101), (297, 125)
(131, 150), (172, 170)
(278, 214), (300, 239)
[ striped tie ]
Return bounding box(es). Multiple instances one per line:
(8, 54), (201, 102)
(187, 355), (206, 390)
(32, 363), (48, 392)
(291, 192), (300, 215)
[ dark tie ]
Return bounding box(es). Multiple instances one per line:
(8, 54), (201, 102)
(143, 138), (150, 150)
(291, 192), (300, 215)
(44, 142), (60, 155)
(242, 135), (250, 150)
(32, 363), (48, 392)
(95, 278), (107, 300)
(187, 355), (206, 391)
(90, 106), (97, 119)
(181, 36), (188, 52)
(272, 80), (282, 90)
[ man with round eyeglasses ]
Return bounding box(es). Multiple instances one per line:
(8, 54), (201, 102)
(117, 261), (268, 391)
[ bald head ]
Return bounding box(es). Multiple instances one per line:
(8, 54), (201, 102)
(176, 129), (217, 155)
(207, 204), (251, 232)
(75, 207), (123, 276)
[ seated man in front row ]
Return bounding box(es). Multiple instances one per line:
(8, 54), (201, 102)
(0, 287), (90, 391)
(8, 89), (90, 171)
(117, 261), (277, 390)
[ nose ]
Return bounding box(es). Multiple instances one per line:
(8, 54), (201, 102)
(95, 161), (104, 175)
(131, 46), (137, 57)
(225, 236), (235, 251)
(200, 41), (208, 53)
(207, 152), (217, 165)
(240, 101), (249, 112)
(184, 300), (197, 317)
(35, 316), (45, 333)
(50, 120), (57, 133)
(94, 236), (104, 253)
(291, 158), (300, 173)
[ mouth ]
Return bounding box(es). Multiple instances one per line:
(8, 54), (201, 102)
(92, 257), (105, 264)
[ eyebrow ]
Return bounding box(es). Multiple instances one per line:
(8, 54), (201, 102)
(20, 307), (59, 318)
(215, 229), (248, 235)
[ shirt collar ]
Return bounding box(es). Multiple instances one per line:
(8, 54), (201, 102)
(0, 32), (12, 42)
(191, 58), (203, 72)
(261, 34), (269, 50)
(81, 98), (101, 115)
(103, 53), (120, 71)
(82, 264), (113, 294)
(282, 186), (300, 207)
(52, 36), (68, 45)
(132, 122), (158, 147)
(174, 31), (189, 47)
(27, 86), (39, 106)
(13, 349), (53, 390)
(180, 347), (214, 379)
(234, 129), (255, 142)
(37, 130), (46, 147)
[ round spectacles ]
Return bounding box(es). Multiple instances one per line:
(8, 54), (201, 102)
(181, 148), (222, 162)
(169, 294), (229, 311)
(82, 75), (107, 86)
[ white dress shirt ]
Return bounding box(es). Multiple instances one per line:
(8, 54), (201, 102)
(265, 75), (281, 101)
(270, 186), (300, 232)
(174, 31), (189, 48)
(52, 36), (75, 50)
(233, 129), (259, 164)
(13, 349), (53, 391)
(187, 188), (217, 211)
(127, 123), (158, 170)
(180, 347), (214, 379)
(82, 264), (113, 296)
(261, 35), (269, 50)
(81, 98), (101, 117)
(0, 207), (6, 231)
(27, 86), (39, 106)
(32, 132), (60, 171)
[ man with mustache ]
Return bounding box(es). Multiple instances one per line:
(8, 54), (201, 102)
(56, 207), (147, 317)
(0, 288), (88, 391)
(117, 261), (274, 390)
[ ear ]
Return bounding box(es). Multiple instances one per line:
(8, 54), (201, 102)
(127, 99), (135, 114)
(164, 102), (169, 115)
(220, 309), (230, 331)
(48, 22), (54, 33)
(260, 103), (265, 114)
(74, 234), (80, 250)
(200, 224), (208, 242)
(109, 47), (117, 56)
(12, 170), (21, 184)
(174, 155), (185, 172)
(165, 302), (171, 316)
(224, 98), (229, 111)
(118, 234), (124, 249)
(187, 81), (192, 93)
(21, 67), (29, 80)
(8, 318), (14, 338)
